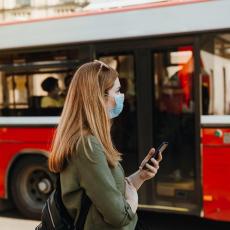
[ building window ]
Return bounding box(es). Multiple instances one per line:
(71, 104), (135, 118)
(59, 0), (75, 4)
(16, 0), (31, 7)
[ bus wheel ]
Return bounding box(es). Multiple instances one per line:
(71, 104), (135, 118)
(10, 156), (55, 219)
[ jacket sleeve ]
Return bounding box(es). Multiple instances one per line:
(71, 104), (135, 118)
(74, 136), (136, 227)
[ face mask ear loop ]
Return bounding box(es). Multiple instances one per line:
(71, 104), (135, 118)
(108, 94), (125, 119)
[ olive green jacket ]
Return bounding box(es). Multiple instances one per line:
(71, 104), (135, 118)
(60, 135), (138, 230)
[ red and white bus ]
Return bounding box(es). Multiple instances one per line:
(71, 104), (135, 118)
(0, 0), (230, 222)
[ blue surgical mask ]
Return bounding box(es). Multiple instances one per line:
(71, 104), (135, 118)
(109, 94), (124, 119)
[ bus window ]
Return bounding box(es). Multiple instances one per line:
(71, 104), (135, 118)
(28, 73), (66, 109)
(201, 33), (230, 115)
(1, 71), (67, 116)
(0, 46), (90, 116)
(99, 55), (138, 175)
(7, 75), (28, 109)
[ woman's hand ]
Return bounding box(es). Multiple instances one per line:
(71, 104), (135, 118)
(127, 148), (162, 191)
(138, 148), (162, 181)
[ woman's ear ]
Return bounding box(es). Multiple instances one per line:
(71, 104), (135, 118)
(105, 95), (115, 110)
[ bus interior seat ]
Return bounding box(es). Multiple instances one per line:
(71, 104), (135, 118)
(29, 96), (43, 109)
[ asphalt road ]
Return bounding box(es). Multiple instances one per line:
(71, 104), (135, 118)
(0, 209), (230, 230)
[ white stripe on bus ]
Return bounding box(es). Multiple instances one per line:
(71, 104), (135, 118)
(0, 117), (59, 125)
(201, 116), (230, 125)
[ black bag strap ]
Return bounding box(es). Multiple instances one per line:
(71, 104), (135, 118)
(56, 174), (92, 230)
(55, 176), (73, 229)
(75, 191), (92, 230)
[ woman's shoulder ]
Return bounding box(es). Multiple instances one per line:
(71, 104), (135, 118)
(75, 135), (104, 160)
(81, 134), (101, 148)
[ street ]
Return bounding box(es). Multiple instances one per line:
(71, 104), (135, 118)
(0, 211), (39, 230)
(0, 217), (39, 230)
(0, 209), (230, 230)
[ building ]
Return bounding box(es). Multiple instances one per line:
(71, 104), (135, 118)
(0, 0), (88, 23)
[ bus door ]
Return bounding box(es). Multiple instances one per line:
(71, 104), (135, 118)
(96, 52), (139, 176)
(95, 41), (201, 215)
(140, 45), (201, 215)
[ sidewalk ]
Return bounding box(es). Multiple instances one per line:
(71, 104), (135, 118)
(0, 216), (39, 230)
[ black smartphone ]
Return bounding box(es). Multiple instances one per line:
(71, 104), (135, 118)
(142, 142), (168, 170)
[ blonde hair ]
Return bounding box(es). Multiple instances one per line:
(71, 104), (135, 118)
(49, 61), (122, 173)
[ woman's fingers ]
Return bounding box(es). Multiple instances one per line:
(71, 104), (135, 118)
(146, 158), (159, 172)
(138, 148), (163, 181)
(139, 148), (155, 169)
(144, 163), (158, 176)
(157, 152), (163, 162)
(148, 148), (155, 157)
(150, 158), (159, 169)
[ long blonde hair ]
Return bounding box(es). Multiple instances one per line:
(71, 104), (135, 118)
(49, 61), (122, 173)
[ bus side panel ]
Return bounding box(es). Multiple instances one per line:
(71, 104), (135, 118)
(0, 127), (54, 198)
(202, 128), (230, 222)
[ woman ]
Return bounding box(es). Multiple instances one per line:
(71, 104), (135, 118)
(48, 60), (162, 230)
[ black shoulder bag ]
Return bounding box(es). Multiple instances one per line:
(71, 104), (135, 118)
(35, 174), (91, 230)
